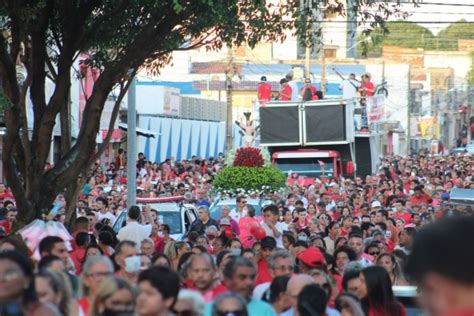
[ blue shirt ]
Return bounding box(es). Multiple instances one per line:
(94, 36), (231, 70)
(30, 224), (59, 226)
(204, 297), (276, 316)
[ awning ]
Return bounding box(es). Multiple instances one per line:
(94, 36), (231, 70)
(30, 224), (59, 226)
(118, 123), (158, 138)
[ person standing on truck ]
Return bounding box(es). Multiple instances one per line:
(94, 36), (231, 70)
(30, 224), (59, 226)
(286, 72), (299, 101)
(279, 78), (292, 101)
(257, 76), (272, 106)
(339, 73), (361, 100)
(300, 79), (318, 101)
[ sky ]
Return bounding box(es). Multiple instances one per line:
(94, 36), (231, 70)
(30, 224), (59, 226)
(398, 0), (474, 35)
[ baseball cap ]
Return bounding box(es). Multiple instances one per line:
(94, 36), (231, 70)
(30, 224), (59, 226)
(371, 201), (382, 208)
(297, 247), (325, 268)
(260, 76), (267, 82)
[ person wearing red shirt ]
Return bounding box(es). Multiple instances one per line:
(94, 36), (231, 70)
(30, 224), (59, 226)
(255, 237), (277, 285)
(257, 76), (272, 106)
(300, 79), (319, 101)
(392, 201), (412, 224)
(361, 73), (375, 97)
(70, 232), (90, 274)
(0, 208), (17, 235)
(0, 183), (14, 201)
(409, 186), (431, 206)
(279, 78), (292, 101)
(154, 224), (174, 254)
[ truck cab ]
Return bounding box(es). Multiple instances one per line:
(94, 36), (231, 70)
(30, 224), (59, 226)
(272, 149), (343, 180)
(259, 99), (379, 179)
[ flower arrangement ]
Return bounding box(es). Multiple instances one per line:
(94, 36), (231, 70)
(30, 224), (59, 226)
(233, 147), (264, 167)
(212, 146), (286, 197)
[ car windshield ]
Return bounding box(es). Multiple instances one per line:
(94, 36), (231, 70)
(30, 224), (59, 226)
(210, 201), (262, 219)
(157, 212), (182, 235)
(275, 157), (335, 177)
(140, 203), (184, 235)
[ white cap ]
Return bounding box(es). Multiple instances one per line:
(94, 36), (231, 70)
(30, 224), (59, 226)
(371, 200), (382, 208)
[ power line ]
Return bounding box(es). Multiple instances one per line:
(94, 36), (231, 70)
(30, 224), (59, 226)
(416, 2), (474, 7)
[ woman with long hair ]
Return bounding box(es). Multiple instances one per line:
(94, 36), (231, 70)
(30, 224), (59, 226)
(0, 250), (58, 315)
(35, 269), (80, 316)
(90, 277), (135, 316)
(165, 241), (191, 271)
(357, 266), (407, 316)
(376, 253), (408, 286)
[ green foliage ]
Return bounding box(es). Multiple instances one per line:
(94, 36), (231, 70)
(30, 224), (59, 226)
(359, 21), (436, 54)
(437, 20), (474, 51)
(212, 166), (286, 193)
(359, 20), (474, 54)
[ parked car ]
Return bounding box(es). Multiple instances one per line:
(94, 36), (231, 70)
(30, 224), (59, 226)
(112, 196), (198, 241)
(451, 144), (474, 155)
(209, 197), (266, 220)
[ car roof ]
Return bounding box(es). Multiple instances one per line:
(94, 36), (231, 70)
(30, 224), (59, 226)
(215, 198), (261, 205)
(393, 286), (417, 297)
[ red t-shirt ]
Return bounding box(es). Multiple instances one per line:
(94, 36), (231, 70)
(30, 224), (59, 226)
(300, 86), (319, 100)
(280, 86), (292, 101)
(257, 83), (272, 102)
(362, 81), (375, 97)
(0, 220), (11, 235)
(255, 259), (272, 285)
(393, 212), (412, 224)
(410, 195), (431, 206)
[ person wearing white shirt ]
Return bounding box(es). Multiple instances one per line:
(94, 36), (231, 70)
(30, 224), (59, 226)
(96, 196), (116, 224)
(117, 205), (152, 247)
(229, 195), (247, 222)
(286, 73), (299, 101)
(261, 205), (284, 248)
(339, 73), (361, 100)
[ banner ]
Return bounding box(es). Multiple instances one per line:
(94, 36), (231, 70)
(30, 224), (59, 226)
(366, 95), (385, 124)
(418, 116), (440, 139)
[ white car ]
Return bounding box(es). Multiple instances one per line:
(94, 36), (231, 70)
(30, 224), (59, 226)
(210, 197), (268, 220)
(113, 196), (198, 241)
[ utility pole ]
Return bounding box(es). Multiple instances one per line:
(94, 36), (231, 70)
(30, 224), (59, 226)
(225, 46), (234, 152)
(305, 46), (311, 79)
(127, 76), (137, 209)
(321, 49), (327, 96)
(406, 65), (412, 156)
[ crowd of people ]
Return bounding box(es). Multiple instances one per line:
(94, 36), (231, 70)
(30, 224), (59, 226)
(0, 152), (473, 316)
(256, 71), (375, 104)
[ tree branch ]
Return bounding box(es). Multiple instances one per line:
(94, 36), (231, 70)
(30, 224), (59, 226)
(93, 78), (131, 162)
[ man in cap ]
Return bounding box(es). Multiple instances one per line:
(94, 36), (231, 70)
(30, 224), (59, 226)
(297, 246), (326, 273)
(257, 75), (272, 106)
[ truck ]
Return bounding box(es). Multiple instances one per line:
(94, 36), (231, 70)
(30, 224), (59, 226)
(259, 98), (380, 180)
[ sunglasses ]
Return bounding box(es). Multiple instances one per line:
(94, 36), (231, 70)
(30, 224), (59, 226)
(369, 251), (380, 256)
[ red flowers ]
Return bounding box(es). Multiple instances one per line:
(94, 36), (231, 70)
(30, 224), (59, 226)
(233, 147), (264, 167)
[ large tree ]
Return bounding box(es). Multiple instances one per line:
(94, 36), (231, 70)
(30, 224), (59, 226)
(0, 0), (416, 227)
